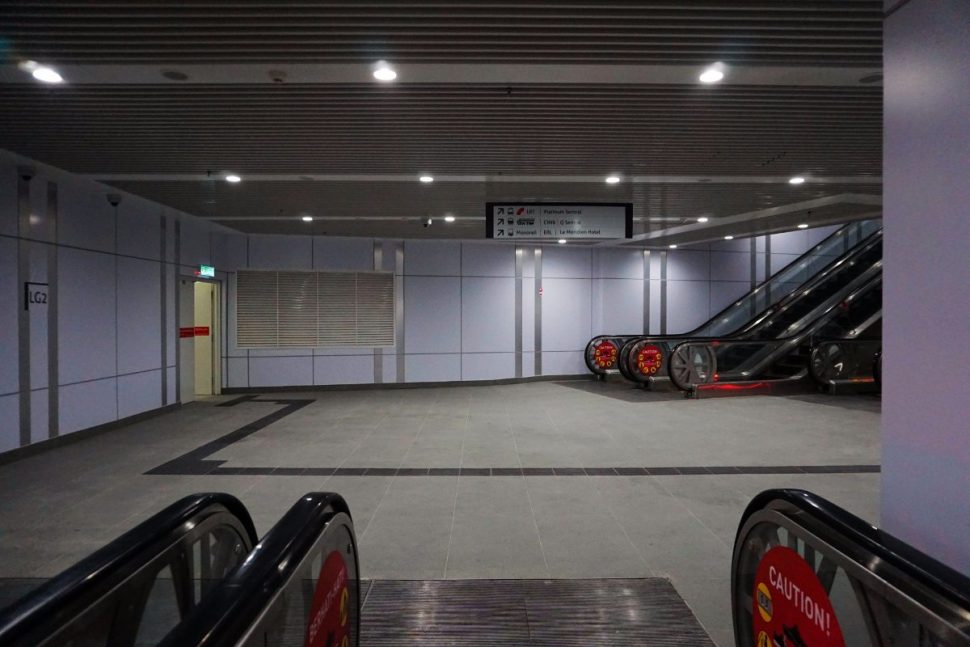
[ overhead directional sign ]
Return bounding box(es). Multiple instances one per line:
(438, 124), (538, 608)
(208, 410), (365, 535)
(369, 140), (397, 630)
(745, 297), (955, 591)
(486, 203), (633, 240)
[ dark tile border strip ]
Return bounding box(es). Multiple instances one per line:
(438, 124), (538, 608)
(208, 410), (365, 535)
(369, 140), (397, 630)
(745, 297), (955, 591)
(220, 373), (590, 394)
(146, 395), (881, 477)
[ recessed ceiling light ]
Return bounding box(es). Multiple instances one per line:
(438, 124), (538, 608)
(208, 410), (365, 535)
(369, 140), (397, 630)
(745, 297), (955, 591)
(301, 215), (313, 222)
(669, 244), (678, 249)
(557, 239), (567, 244)
(225, 174), (241, 183)
(605, 175), (621, 184)
(419, 175), (434, 183)
(31, 65), (63, 84)
(699, 65), (724, 84)
(789, 176), (806, 185)
(697, 216), (709, 223)
(797, 223), (809, 229)
(724, 235), (734, 240)
(444, 215), (456, 223)
(373, 62), (397, 82)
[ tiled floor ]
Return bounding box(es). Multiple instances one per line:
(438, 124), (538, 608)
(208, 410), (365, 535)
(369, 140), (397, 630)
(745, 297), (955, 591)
(0, 380), (881, 646)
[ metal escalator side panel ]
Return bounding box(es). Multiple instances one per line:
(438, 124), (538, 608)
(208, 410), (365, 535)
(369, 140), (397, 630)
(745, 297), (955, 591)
(0, 493), (258, 647)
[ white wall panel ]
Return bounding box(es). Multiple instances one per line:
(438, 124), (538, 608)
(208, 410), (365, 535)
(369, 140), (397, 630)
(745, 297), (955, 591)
(118, 370), (162, 419)
(770, 230), (809, 254)
(248, 234), (312, 270)
(59, 377), (117, 435)
(117, 199), (161, 260)
(709, 251), (750, 283)
(314, 355), (374, 385)
(541, 278), (592, 351)
(521, 352), (535, 378)
(30, 389), (48, 443)
(249, 356), (313, 387)
(178, 215), (213, 267)
(666, 281), (711, 333)
(313, 237), (374, 271)
(541, 246), (591, 278)
(58, 248), (117, 385)
(710, 281), (750, 316)
(522, 277), (535, 352)
(405, 353), (461, 382)
(771, 253), (801, 279)
(461, 277), (514, 353)
(382, 353), (397, 383)
(594, 248), (643, 279)
(0, 161), (16, 236)
(596, 279), (643, 335)
(404, 240), (460, 275)
(212, 232), (247, 270)
(117, 257), (161, 374)
(807, 225), (841, 246)
(227, 357), (248, 388)
(541, 351), (585, 375)
(0, 238), (18, 394)
(709, 237), (750, 252)
(667, 250), (709, 281)
(314, 346), (373, 357)
(461, 243), (515, 277)
(57, 176), (116, 253)
(649, 279), (661, 334)
(0, 394), (18, 452)
(404, 276), (461, 354)
(462, 353), (515, 381)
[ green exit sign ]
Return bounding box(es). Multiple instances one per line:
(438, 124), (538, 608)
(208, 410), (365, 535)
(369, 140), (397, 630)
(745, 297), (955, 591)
(198, 265), (215, 278)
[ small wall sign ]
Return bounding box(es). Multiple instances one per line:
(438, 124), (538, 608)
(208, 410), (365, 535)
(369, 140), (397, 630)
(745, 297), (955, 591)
(24, 282), (49, 310)
(197, 265), (216, 278)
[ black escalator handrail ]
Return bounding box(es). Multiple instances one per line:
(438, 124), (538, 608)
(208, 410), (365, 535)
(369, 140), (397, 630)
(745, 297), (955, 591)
(735, 489), (970, 633)
(160, 492), (355, 647)
(0, 493), (258, 645)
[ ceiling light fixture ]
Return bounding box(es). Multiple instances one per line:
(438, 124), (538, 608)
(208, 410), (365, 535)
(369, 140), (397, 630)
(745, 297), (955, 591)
(605, 175), (621, 184)
(789, 176), (806, 185)
(669, 244), (678, 249)
(419, 175), (434, 183)
(225, 174), (241, 183)
(699, 63), (725, 84)
(301, 215), (314, 222)
(557, 239), (567, 244)
(697, 216), (709, 223)
(373, 61), (397, 82)
(444, 215), (456, 223)
(32, 66), (63, 84)
(724, 235), (734, 240)
(797, 223), (809, 229)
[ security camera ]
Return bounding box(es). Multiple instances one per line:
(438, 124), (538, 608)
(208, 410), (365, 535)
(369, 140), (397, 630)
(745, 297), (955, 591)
(107, 194), (122, 207)
(18, 165), (35, 181)
(423, 218), (433, 228)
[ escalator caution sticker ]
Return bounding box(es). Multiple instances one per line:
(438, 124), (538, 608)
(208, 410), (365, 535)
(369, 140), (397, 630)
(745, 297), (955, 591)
(306, 550), (351, 647)
(752, 546), (845, 647)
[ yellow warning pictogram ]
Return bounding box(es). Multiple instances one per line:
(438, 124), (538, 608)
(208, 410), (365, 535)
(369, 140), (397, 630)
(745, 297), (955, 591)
(757, 630), (770, 647)
(340, 587), (349, 626)
(756, 581), (773, 622)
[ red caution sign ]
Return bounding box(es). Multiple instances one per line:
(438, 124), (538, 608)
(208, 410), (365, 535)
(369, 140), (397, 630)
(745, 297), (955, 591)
(592, 340), (619, 369)
(194, 326), (210, 337)
(753, 546), (845, 647)
(305, 550), (351, 647)
(179, 327), (195, 338)
(636, 344), (663, 376)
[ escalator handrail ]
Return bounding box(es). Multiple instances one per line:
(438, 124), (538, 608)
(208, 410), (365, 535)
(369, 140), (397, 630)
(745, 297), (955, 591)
(0, 492), (258, 644)
(735, 489), (970, 622)
(159, 492), (354, 647)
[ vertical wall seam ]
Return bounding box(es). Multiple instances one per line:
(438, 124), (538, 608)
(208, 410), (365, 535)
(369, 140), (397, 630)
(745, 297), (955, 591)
(395, 241), (405, 384)
(174, 218), (181, 402)
(643, 250), (651, 334)
(373, 240), (383, 384)
(764, 235), (772, 305)
(114, 203), (119, 420)
(245, 235), (250, 387)
(514, 247), (523, 378)
(160, 215), (167, 405)
(46, 181), (59, 438)
(17, 172), (32, 446)
(659, 250), (668, 335)
(534, 247), (542, 376)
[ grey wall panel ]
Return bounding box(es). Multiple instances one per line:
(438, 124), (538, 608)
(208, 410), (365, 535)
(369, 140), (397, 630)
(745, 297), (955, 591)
(521, 276), (535, 352)
(649, 279), (662, 334)
(57, 176), (116, 253)
(541, 277), (592, 351)
(596, 279), (643, 335)
(249, 356), (313, 387)
(462, 353), (515, 381)
(405, 353), (461, 382)
(667, 250), (710, 281)
(709, 237), (750, 252)
(117, 201), (162, 260)
(0, 394), (18, 452)
(58, 248), (117, 385)
(807, 224), (841, 246)
(165, 263), (177, 366)
(117, 257), (161, 374)
(30, 389), (48, 444)
(0, 238), (17, 394)
(540, 351), (585, 375)
(212, 232), (248, 270)
(771, 253), (802, 279)
(225, 274), (246, 357)
(118, 370), (162, 419)
(461, 243), (515, 277)
(710, 281), (751, 316)
(178, 215), (215, 267)
(227, 357), (248, 388)
(166, 367), (177, 403)
(0, 162), (15, 236)
(313, 237), (373, 271)
(314, 346), (374, 357)
(541, 246), (592, 278)
(709, 251), (751, 283)
(770, 230), (809, 254)
(666, 281), (711, 333)
(403, 240), (461, 275)
(248, 234), (312, 270)
(520, 352), (536, 378)
(404, 276), (461, 354)
(313, 355), (374, 385)
(59, 377), (117, 435)
(593, 248), (643, 279)
(382, 354), (397, 383)
(461, 277), (515, 353)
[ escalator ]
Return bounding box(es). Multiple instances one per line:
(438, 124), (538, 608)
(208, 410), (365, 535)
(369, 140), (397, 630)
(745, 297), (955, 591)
(583, 220), (881, 386)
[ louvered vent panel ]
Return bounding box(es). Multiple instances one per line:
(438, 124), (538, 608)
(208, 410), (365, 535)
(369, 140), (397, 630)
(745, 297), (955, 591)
(356, 272), (395, 346)
(278, 271), (318, 347)
(236, 270), (278, 348)
(318, 272), (357, 346)
(236, 270), (393, 348)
